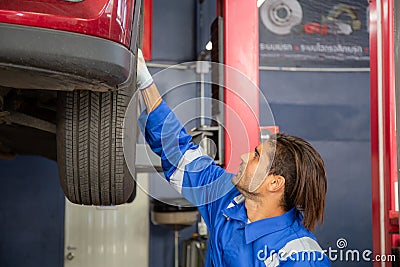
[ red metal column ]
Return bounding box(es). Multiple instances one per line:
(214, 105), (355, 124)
(222, 0), (260, 172)
(370, 1), (380, 258)
(384, 0), (399, 250)
(143, 0), (152, 60)
(370, 0), (396, 264)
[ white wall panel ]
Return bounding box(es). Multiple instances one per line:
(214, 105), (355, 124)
(64, 173), (149, 267)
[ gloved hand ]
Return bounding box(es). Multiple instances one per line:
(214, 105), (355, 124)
(136, 49), (154, 90)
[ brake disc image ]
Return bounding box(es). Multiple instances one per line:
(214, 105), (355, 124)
(260, 0), (303, 35)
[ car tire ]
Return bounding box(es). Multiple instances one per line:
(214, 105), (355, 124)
(57, 88), (136, 205)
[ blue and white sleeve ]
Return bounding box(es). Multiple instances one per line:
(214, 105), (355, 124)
(138, 101), (235, 224)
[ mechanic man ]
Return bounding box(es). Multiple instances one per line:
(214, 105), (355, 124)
(136, 50), (331, 267)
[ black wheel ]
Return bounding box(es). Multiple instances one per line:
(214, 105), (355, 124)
(56, 88), (136, 205)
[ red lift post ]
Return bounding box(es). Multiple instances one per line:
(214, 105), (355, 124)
(142, 0), (152, 60)
(370, 0), (399, 265)
(219, 0), (260, 172)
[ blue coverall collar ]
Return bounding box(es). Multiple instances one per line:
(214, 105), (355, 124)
(221, 201), (248, 223)
(221, 198), (298, 244)
(244, 207), (297, 244)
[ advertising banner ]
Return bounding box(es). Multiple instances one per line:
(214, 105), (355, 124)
(259, 0), (370, 68)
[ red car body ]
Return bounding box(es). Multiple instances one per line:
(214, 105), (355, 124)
(0, 0), (140, 94)
(0, 0), (134, 47)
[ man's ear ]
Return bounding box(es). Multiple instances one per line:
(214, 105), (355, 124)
(267, 175), (285, 192)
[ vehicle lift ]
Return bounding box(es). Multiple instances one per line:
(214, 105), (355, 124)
(370, 0), (399, 266)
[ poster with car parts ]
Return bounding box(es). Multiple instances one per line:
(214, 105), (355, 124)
(259, 0), (369, 68)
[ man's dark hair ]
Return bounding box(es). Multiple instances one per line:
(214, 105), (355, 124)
(266, 133), (327, 231)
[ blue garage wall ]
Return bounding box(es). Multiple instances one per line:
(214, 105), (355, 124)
(152, 0), (197, 62)
(260, 71), (370, 141)
(260, 71), (371, 267)
(0, 156), (65, 267)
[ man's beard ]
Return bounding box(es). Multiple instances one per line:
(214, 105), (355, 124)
(233, 175), (260, 200)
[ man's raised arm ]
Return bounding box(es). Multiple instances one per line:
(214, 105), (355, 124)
(136, 49), (162, 113)
(135, 50), (234, 220)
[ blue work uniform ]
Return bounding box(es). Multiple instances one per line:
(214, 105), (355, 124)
(139, 101), (331, 267)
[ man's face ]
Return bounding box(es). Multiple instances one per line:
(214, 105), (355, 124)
(232, 141), (272, 194)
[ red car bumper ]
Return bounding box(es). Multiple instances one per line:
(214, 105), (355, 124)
(0, 0), (135, 47)
(0, 0), (140, 92)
